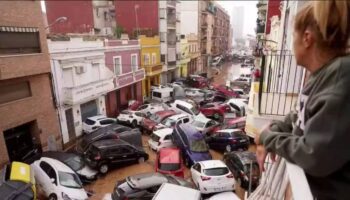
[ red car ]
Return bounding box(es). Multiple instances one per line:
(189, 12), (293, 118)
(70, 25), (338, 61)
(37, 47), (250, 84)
(209, 117), (246, 135)
(199, 102), (231, 120)
(188, 75), (209, 88)
(212, 84), (240, 98)
(141, 110), (176, 134)
(155, 148), (185, 178)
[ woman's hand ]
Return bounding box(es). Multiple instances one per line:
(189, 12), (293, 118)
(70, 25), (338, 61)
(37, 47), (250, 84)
(256, 145), (276, 172)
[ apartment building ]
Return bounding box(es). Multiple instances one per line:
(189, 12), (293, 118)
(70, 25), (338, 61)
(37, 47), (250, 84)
(211, 2), (230, 56)
(48, 37), (115, 147)
(0, 1), (61, 166)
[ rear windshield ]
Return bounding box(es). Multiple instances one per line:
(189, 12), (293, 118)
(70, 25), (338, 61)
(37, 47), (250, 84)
(153, 92), (162, 98)
(159, 163), (181, 171)
(203, 167), (229, 176)
(230, 131), (245, 137)
(151, 134), (160, 142)
(150, 114), (162, 123)
(190, 139), (208, 153)
(84, 119), (95, 125)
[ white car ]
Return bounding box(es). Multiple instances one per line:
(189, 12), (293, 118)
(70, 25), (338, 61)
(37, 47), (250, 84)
(225, 98), (248, 117)
(153, 183), (201, 200)
(206, 192), (240, 200)
(151, 87), (174, 103)
(148, 128), (174, 151)
(191, 117), (219, 135)
(32, 157), (88, 200)
(82, 115), (116, 134)
(190, 160), (235, 194)
(154, 114), (192, 130)
(169, 100), (206, 120)
(117, 110), (147, 128)
(137, 103), (168, 116)
(233, 88), (249, 99)
(185, 88), (204, 98)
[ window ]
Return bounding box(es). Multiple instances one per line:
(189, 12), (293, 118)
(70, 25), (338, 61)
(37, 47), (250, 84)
(40, 161), (57, 184)
(100, 119), (115, 125)
(152, 53), (157, 64)
(193, 163), (201, 172)
(84, 119), (96, 125)
(203, 167), (229, 176)
(135, 112), (146, 118)
(0, 81), (31, 104)
(161, 54), (166, 62)
(0, 27), (41, 55)
(164, 135), (171, 140)
(113, 56), (122, 76)
(152, 91), (162, 98)
(183, 118), (190, 124)
(131, 54), (138, 72)
(143, 53), (150, 65)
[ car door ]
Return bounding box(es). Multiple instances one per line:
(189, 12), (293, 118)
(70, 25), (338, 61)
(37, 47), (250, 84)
(38, 161), (57, 196)
(191, 163), (202, 185)
(117, 146), (137, 164)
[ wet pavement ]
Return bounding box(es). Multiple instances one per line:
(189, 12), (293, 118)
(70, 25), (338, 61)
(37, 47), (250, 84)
(83, 61), (256, 200)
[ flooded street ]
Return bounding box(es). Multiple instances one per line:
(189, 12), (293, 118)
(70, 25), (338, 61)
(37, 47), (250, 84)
(85, 61), (255, 200)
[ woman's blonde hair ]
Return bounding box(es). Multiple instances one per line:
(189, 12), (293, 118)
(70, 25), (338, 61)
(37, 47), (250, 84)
(294, 1), (350, 53)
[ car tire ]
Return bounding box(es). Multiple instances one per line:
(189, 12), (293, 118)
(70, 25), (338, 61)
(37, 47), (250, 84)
(132, 120), (137, 128)
(226, 145), (232, 152)
(99, 164), (109, 174)
(49, 194), (57, 200)
(138, 157), (145, 164)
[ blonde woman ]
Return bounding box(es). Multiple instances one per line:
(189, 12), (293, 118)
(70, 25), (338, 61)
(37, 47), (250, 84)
(255, 1), (350, 199)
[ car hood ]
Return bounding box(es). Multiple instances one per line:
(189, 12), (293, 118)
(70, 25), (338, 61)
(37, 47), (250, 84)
(60, 187), (88, 200)
(188, 151), (212, 162)
(76, 165), (98, 178)
(143, 118), (157, 127)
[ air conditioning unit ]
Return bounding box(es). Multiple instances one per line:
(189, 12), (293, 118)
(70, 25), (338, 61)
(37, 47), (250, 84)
(75, 66), (87, 74)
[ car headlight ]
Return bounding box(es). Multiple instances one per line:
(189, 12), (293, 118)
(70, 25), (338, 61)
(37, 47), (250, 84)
(62, 192), (72, 200)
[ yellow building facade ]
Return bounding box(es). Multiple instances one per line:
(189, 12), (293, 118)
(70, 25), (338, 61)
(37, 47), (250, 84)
(139, 35), (162, 98)
(180, 37), (191, 77)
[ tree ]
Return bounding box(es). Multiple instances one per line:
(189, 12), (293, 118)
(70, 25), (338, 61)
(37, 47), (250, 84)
(114, 25), (124, 39)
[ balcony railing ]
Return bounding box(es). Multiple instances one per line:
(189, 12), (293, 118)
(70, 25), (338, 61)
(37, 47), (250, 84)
(258, 50), (304, 116)
(116, 68), (145, 88)
(144, 64), (163, 76)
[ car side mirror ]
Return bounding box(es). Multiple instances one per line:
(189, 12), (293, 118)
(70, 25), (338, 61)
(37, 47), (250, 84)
(50, 178), (56, 184)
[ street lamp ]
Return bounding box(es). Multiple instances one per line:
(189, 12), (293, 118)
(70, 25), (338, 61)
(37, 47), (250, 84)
(45, 16), (68, 30)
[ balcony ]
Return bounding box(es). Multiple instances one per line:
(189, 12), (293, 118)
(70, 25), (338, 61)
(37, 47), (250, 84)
(63, 77), (114, 105)
(144, 64), (163, 76)
(168, 61), (177, 70)
(116, 69), (145, 88)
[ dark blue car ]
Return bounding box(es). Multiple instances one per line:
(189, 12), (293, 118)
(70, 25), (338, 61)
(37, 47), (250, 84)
(172, 124), (212, 167)
(207, 129), (249, 152)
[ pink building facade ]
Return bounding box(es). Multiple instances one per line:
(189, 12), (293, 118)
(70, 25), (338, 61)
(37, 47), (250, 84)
(104, 39), (145, 117)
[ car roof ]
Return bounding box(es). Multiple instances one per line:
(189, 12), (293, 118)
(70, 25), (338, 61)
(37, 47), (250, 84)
(153, 87), (173, 92)
(174, 100), (193, 108)
(155, 110), (176, 117)
(154, 128), (173, 137)
(193, 117), (210, 124)
(229, 151), (257, 165)
(199, 160), (227, 169)
(92, 139), (128, 149)
(153, 183), (201, 200)
(38, 157), (75, 173)
(41, 151), (79, 162)
(128, 173), (168, 189)
(176, 124), (203, 140)
(159, 148), (181, 163)
(169, 113), (188, 120)
(87, 115), (107, 121)
(216, 129), (243, 134)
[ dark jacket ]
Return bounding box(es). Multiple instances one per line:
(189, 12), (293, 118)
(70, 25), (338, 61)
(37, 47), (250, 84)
(260, 55), (350, 200)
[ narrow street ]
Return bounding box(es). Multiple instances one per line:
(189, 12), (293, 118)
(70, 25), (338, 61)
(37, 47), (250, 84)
(85, 61), (255, 200)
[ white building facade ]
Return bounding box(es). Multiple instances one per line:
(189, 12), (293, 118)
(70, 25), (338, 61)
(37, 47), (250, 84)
(48, 37), (115, 146)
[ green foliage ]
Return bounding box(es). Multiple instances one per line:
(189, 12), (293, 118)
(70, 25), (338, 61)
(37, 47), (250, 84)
(114, 25), (124, 39)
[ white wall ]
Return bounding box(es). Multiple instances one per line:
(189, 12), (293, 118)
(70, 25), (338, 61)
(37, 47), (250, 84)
(180, 1), (198, 35)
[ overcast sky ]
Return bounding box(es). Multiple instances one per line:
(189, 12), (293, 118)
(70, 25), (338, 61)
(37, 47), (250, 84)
(217, 0), (258, 36)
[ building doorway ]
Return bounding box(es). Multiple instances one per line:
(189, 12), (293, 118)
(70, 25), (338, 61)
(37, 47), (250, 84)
(65, 108), (76, 141)
(80, 100), (98, 122)
(4, 121), (41, 162)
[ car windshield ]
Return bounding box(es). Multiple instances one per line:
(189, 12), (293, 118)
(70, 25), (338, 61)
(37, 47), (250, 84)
(150, 114), (162, 123)
(159, 163), (181, 171)
(192, 121), (205, 128)
(190, 139), (208, 152)
(65, 156), (84, 171)
(162, 118), (176, 127)
(190, 106), (200, 115)
(84, 119), (95, 125)
(203, 167), (229, 176)
(151, 134), (160, 142)
(58, 171), (83, 189)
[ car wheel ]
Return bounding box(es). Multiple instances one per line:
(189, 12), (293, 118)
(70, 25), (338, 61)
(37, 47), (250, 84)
(226, 145), (232, 152)
(138, 157), (145, 164)
(132, 120), (137, 128)
(99, 164), (109, 174)
(49, 194), (57, 200)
